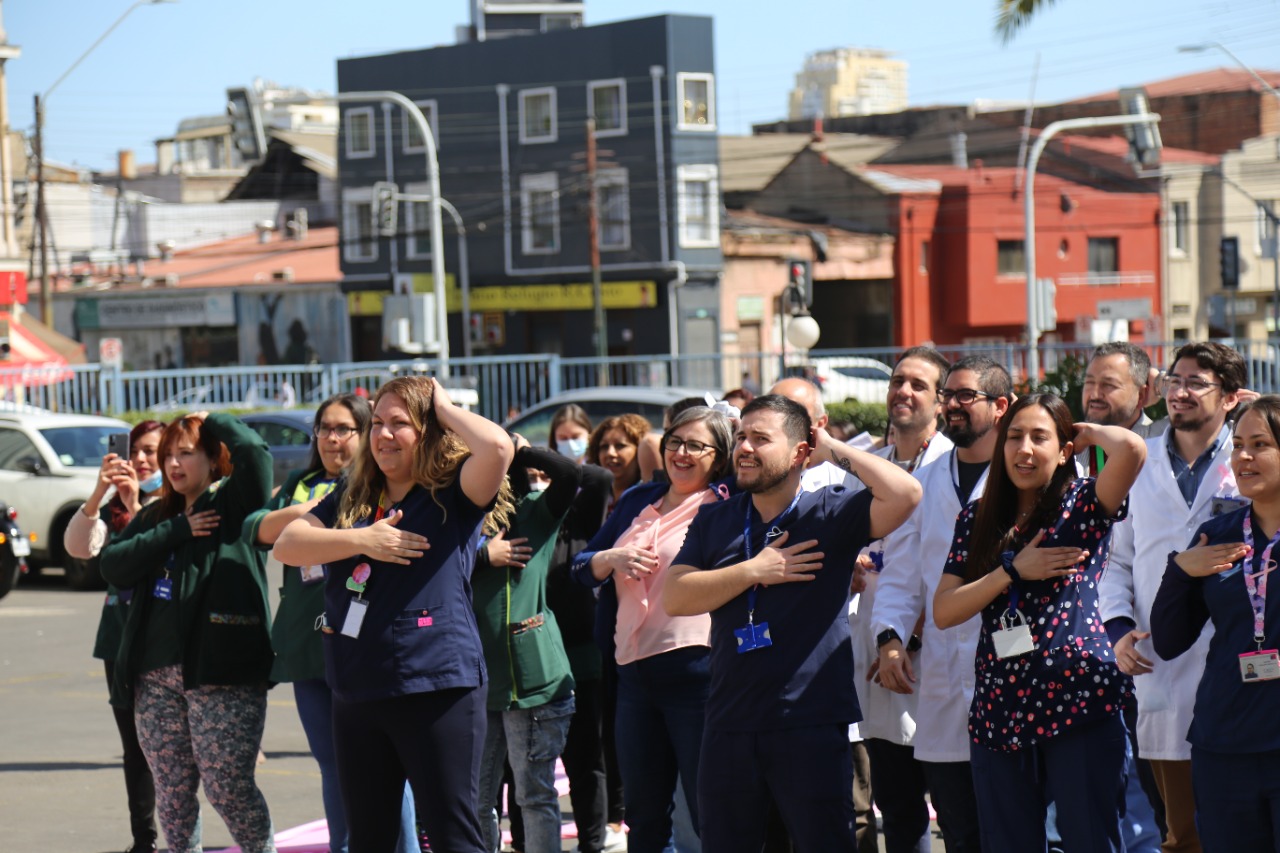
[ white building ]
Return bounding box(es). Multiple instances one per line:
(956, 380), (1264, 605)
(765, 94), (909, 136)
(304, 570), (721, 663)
(787, 48), (908, 120)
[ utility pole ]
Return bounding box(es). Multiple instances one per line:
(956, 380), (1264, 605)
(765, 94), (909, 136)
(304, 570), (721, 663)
(587, 117), (607, 386)
(34, 93), (48, 322)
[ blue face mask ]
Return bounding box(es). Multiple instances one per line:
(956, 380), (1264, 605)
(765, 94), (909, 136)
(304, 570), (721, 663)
(557, 437), (588, 460)
(138, 471), (163, 494)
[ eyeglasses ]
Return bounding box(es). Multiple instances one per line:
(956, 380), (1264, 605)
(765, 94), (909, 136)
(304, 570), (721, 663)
(940, 388), (995, 406)
(1161, 375), (1221, 395)
(663, 436), (716, 456)
(314, 425), (358, 439)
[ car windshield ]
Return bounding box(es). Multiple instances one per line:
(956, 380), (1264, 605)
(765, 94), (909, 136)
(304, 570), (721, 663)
(833, 366), (891, 380)
(509, 400), (670, 446)
(39, 426), (123, 468)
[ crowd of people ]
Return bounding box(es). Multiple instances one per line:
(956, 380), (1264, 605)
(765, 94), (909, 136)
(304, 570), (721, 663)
(74, 340), (1280, 853)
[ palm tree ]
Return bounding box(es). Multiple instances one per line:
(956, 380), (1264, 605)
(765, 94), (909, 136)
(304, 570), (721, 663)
(996, 0), (1058, 43)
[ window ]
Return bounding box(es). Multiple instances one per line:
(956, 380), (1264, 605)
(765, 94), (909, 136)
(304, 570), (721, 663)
(342, 188), (377, 262)
(588, 79), (627, 136)
(344, 107), (375, 159)
(521, 173), (560, 254)
(542, 13), (580, 31)
(677, 72), (716, 130)
(598, 169), (630, 251)
(404, 183), (433, 260)
(402, 100), (439, 153)
(0, 428), (39, 471)
(519, 87), (557, 144)
(1088, 237), (1119, 274)
(996, 240), (1025, 276)
(920, 240), (930, 274)
(1259, 201), (1278, 258)
(1172, 201), (1190, 255)
(677, 164), (720, 248)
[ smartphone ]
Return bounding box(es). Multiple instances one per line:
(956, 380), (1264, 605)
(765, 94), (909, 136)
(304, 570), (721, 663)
(107, 432), (130, 460)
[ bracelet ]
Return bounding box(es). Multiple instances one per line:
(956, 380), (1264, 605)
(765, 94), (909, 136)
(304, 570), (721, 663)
(1000, 550), (1020, 583)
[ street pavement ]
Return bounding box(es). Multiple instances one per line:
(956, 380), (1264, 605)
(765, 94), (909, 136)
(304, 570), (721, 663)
(1, 568), (945, 852)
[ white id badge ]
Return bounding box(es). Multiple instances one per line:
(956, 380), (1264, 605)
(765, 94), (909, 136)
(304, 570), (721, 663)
(993, 611), (1035, 659)
(340, 599), (368, 638)
(299, 564), (326, 584)
(1239, 649), (1280, 682)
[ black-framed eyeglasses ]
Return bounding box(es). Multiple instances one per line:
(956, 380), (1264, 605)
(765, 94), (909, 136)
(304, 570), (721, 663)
(940, 388), (994, 406)
(314, 425), (358, 439)
(663, 436), (716, 456)
(1160, 375), (1221, 395)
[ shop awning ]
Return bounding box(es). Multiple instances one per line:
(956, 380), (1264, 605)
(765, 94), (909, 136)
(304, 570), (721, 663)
(0, 310), (81, 386)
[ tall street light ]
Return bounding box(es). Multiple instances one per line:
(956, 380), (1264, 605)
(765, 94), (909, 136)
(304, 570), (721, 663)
(1178, 42), (1280, 103)
(33, 0), (176, 324)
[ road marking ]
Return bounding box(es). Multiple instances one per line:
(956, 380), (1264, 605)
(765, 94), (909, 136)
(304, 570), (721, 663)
(0, 606), (78, 617)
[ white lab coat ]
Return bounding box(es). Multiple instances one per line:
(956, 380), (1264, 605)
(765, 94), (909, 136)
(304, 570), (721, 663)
(851, 433), (954, 745)
(1098, 428), (1237, 761)
(871, 448), (985, 763)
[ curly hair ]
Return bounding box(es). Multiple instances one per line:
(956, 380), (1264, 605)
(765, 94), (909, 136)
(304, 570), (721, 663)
(336, 376), (513, 531)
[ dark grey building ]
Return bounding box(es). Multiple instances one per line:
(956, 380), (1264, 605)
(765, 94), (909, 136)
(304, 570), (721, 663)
(336, 14), (723, 362)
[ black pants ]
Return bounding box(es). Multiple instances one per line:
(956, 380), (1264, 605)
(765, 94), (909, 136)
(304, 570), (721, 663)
(865, 739), (931, 853)
(104, 660), (157, 848)
(561, 677), (609, 853)
(334, 685), (487, 853)
(601, 659), (625, 825)
(920, 760), (982, 853)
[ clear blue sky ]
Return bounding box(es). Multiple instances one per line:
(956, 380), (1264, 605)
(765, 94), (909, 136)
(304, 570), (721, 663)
(7, 0), (1279, 170)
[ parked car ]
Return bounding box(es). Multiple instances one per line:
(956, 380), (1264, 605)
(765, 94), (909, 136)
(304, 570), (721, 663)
(809, 356), (894, 404)
(240, 409), (317, 489)
(151, 380), (295, 413)
(305, 367), (480, 411)
(0, 410), (131, 589)
(0, 501), (28, 600)
(503, 386), (718, 446)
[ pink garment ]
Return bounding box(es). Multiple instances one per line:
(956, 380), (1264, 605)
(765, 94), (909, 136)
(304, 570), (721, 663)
(612, 488), (714, 666)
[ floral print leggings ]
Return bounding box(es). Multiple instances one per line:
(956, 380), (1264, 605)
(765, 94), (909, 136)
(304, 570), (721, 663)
(134, 664), (276, 853)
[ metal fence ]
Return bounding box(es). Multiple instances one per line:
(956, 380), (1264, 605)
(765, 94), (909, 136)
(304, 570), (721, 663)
(3, 338), (1279, 422)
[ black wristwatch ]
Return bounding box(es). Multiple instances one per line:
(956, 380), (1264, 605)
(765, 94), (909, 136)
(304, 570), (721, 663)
(906, 633), (923, 653)
(875, 628), (902, 649)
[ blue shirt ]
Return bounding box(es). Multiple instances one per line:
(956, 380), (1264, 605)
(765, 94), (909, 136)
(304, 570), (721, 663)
(673, 485), (874, 732)
(311, 480), (489, 702)
(1166, 424), (1231, 508)
(1151, 506), (1280, 754)
(942, 479), (1129, 752)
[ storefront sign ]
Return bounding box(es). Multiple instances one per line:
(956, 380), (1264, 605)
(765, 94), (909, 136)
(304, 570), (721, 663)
(347, 278), (659, 317)
(76, 294), (236, 330)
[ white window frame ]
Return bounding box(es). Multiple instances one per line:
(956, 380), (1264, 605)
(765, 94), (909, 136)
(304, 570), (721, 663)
(402, 100), (440, 154)
(520, 172), (561, 255)
(597, 168), (631, 252)
(1257, 200), (1278, 258)
(676, 164), (720, 249)
(519, 87), (558, 145)
(676, 72), (716, 131)
(402, 181), (433, 260)
(342, 187), (378, 263)
(587, 78), (628, 138)
(344, 106), (376, 159)
(1171, 200), (1190, 257)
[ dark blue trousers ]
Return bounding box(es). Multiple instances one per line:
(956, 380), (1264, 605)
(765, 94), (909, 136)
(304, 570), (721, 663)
(333, 685), (487, 853)
(699, 724), (855, 853)
(969, 712), (1127, 853)
(1192, 746), (1280, 853)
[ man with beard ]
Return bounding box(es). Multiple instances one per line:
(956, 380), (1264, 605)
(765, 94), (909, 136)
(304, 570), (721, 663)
(871, 355), (1012, 853)
(1099, 342), (1246, 853)
(663, 395), (921, 853)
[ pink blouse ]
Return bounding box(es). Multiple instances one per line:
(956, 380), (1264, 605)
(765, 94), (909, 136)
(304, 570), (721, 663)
(612, 488), (715, 666)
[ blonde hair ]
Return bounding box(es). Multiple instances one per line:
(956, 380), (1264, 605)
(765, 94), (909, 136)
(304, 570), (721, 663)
(336, 376), (513, 530)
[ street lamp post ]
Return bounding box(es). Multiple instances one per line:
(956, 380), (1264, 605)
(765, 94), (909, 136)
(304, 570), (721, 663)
(1178, 42), (1280, 103)
(33, 0), (176, 324)
(1023, 112), (1161, 383)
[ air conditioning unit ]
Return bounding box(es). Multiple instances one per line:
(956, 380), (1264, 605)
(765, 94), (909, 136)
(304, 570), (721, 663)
(383, 294), (440, 355)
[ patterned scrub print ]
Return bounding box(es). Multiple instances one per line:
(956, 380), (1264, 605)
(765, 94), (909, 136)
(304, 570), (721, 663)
(134, 664), (276, 853)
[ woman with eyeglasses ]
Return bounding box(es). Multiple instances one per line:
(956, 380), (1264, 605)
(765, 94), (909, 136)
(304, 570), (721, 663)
(571, 407), (734, 853)
(933, 393), (1145, 852)
(1151, 395), (1280, 852)
(245, 395), (420, 853)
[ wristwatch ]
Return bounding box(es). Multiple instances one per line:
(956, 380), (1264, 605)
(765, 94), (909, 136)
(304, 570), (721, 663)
(906, 633), (923, 653)
(875, 628), (902, 649)
(1001, 550), (1020, 583)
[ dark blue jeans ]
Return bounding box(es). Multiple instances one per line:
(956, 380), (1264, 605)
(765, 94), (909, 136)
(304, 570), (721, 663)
(615, 645), (710, 853)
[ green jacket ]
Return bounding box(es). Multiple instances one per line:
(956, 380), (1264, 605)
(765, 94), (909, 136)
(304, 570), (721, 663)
(101, 413), (274, 707)
(243, 468), (334, 684)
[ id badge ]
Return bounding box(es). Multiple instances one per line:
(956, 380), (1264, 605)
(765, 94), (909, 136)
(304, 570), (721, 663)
(1212, 496), (1248, 517)
(734, 620), (773, 654)
(299, 564), (326, 584)
(340, 599), (368, 639)
(993, 612), (1034, 659)
(1239, 649), (1280, 682)
(152, 577), (173, 601)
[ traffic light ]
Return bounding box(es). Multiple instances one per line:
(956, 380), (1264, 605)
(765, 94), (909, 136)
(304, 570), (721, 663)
(226, 87), (266, 164)
(1221, 236), (1240, 291)
(786, 259), (812, 311)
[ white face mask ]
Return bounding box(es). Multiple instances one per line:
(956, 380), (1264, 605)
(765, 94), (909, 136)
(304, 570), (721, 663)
(528, 480), (550, 492)
(556, 437), (588, 460)
(138, 471), (164, 493)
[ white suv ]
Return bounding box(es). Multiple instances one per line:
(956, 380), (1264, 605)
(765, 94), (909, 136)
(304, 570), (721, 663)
(0, 410), (130, 589)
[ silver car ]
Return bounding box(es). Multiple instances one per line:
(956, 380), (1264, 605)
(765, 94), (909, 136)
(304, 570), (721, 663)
(503, 386), (719, 446)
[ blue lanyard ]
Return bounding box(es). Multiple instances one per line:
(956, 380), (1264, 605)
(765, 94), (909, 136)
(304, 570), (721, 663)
(743, 488), (804, 619)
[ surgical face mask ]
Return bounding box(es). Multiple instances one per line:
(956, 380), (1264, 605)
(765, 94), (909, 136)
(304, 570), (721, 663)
(138, 470), (164, 494)
(528, 480), (550, 492)
(556, 437), (588, 459)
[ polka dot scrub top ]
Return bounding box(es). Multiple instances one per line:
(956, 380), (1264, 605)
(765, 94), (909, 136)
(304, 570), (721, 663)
(943, 478), (1132, 753)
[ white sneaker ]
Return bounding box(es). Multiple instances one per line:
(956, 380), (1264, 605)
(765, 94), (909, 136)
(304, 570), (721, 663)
(604, 825), (627, 852)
